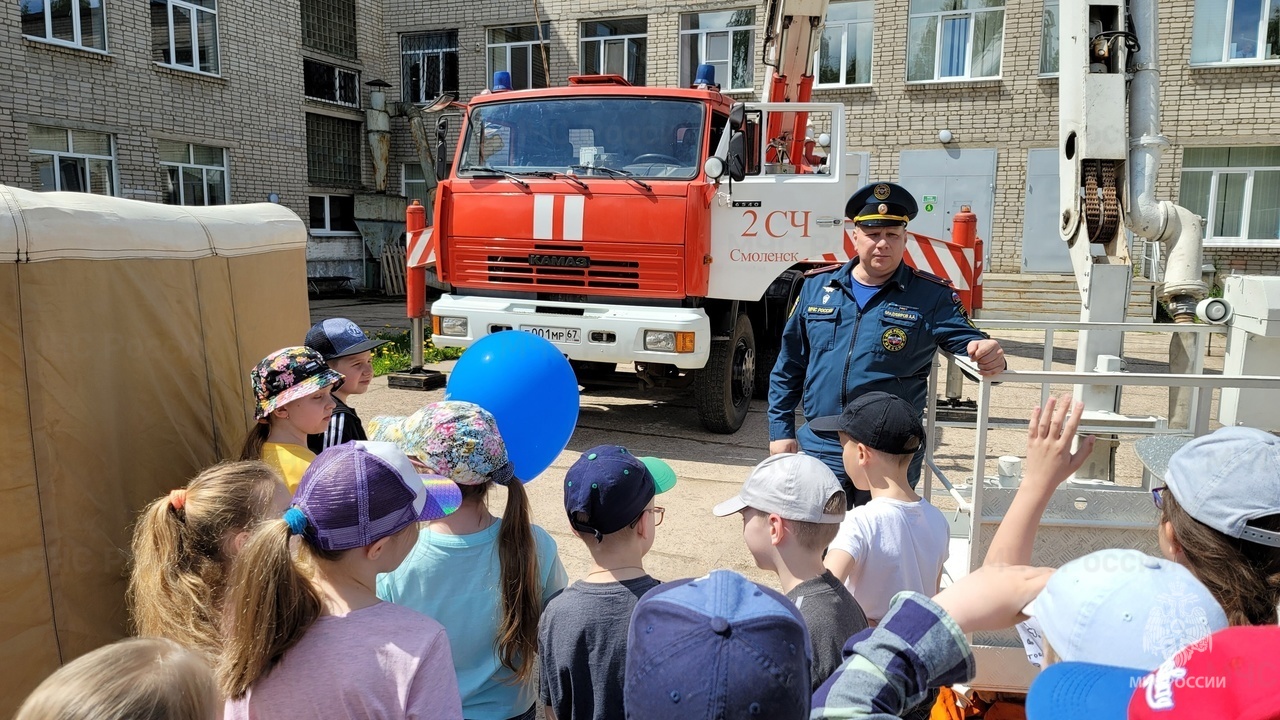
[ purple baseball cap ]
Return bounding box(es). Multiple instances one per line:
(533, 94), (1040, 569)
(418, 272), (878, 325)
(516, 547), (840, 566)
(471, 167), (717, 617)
(624, 570), (812, 720)
(290, 441), (462, 551)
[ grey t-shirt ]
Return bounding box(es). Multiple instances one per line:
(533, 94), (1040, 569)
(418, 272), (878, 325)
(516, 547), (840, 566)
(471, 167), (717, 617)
(537, 575), (662, 720)
(787, 570), (870, 691)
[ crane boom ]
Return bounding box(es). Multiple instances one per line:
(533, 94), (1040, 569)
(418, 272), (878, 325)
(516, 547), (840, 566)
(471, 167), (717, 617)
(762, 0), (831, 169)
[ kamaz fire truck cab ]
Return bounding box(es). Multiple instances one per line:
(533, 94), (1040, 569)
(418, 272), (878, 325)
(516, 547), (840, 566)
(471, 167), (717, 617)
(426, 58), (866, 433)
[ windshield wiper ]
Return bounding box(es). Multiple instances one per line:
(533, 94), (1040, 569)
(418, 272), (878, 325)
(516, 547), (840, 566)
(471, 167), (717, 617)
(570, 164), (652, 192)
(466, 166), (530, 189)
(517, 170), (590, 192)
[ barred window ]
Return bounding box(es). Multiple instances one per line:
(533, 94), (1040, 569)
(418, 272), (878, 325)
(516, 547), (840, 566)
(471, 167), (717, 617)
(301, 0), (357, 59)
(306, 114), (362, 186)
(402, 31), (459, 103)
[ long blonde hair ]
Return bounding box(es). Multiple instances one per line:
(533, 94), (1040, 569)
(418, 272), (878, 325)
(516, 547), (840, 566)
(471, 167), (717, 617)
(14, 637), (219, 720)
(128, 461), (282, 657)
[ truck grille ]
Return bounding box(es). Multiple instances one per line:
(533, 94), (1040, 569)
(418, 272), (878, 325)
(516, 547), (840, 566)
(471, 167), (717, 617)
(449, 240), (684, 297)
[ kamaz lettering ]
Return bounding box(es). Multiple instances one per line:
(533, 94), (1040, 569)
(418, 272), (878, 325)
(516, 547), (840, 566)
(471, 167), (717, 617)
(528, 254), (590, 268)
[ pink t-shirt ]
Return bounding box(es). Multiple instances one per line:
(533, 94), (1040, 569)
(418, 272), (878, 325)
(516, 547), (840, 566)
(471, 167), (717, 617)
(225, 601), (463, 720)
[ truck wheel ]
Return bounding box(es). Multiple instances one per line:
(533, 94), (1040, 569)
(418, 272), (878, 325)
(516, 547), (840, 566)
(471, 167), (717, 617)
(695, 313), (755, 433)
(753, 343), (778, 400)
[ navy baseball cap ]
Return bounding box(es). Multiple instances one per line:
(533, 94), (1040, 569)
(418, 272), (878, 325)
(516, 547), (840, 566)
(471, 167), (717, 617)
(305, 317), (390, 360)
(624, 570), (812, 720)
(565, 445), (676, 541)
(807, 391), (924, 455)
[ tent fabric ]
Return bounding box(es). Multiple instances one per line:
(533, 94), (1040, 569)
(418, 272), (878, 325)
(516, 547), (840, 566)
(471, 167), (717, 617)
(0, 185), (307, 263)
(0, 185), (310, 715)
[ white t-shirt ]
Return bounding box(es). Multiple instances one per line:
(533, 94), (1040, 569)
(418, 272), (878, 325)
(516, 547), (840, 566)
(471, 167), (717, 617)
(828, 496), (950, 622)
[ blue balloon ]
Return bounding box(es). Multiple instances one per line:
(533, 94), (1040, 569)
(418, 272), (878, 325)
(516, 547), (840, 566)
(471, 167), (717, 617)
(445, 331), (580, 482)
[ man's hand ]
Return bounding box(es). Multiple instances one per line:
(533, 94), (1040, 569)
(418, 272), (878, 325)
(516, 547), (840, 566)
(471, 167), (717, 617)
(769, 439), (798, 455)
(933, 565), (1054, 634)
(1024, 395), (1095, 491)
(966, 338), (1005, 376)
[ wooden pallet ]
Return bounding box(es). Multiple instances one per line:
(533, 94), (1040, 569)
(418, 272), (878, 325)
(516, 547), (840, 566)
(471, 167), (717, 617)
(381, 242), (407, 296)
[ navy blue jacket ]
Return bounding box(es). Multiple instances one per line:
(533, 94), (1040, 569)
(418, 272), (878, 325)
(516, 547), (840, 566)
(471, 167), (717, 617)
(767, 259), (987, 443)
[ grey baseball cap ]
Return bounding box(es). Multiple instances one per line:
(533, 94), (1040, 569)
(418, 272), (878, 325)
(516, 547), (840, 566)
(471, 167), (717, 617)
(1164, 426), (1280, 547)
(712, 453), (845, 523)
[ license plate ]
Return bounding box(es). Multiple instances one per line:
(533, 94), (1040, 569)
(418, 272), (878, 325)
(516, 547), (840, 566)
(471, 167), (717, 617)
(521, 325), (581, 343)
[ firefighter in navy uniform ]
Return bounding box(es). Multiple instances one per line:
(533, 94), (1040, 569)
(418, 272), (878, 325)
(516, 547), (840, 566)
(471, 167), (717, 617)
(767, 182), (1006, 507)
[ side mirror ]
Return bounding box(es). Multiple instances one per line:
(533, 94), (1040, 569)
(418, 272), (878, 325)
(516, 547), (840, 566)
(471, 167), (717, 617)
(435, 117), (448, 144)
(435, 118), (449, 180)
(727, 131), (746, 182)
(728, 103), (745, 131)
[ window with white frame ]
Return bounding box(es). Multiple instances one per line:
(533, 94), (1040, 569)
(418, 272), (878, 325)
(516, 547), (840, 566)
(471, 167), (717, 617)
(28, 125), (115, 195)
(816, 2), (873, 87)
(150, 0), (220, 74)
(1191, 0), (1280, 64)
(581, 18), (647, 85)
(21, 0), (107, 51)
(1180, 147), (1280, 246)
(305, 59), (360, 108)
(402, 31), (459, 103)
(487, 24), (551, 91)
(679, 10), (756, 92)
(907, 0), (1005, 82)
(306, 114), (362, 187)
(309, 195), (358, 234)
(158, 140), (228, 206)
(1040, 0), (1059, 75)
(403, 163), (430, 206)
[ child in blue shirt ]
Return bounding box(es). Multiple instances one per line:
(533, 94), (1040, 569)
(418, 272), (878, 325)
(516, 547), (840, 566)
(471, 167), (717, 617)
(374, 402), (568, 720)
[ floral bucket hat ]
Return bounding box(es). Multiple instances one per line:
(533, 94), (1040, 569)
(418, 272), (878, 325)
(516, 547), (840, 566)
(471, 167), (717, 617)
(368, 401), (515, 486)
(251, 346), (344, 420)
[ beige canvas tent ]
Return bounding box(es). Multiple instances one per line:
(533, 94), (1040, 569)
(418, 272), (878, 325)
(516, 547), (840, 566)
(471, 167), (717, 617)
(0, 184), (310, 713)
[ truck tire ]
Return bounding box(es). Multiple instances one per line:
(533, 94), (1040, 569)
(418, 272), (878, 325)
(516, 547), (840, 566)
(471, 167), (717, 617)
(695, 313), (755, 433)
(753, 343), (778, 400)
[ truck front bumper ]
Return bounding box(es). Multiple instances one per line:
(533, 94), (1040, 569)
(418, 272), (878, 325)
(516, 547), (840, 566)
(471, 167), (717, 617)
(430, 294), (711, 369)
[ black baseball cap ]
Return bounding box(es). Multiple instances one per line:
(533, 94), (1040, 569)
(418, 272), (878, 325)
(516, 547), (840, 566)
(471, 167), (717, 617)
(807, 392), (924, 455)
(305, 318), (390, 360)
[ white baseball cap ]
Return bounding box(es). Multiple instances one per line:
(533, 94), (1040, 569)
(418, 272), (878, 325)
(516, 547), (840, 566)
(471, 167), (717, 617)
(712, 453), (846, 523)
(1030, 549), (1228, 671)
(1164, 426), (1280, 547)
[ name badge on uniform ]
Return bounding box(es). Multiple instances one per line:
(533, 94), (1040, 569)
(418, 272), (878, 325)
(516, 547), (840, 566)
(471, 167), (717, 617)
(883, 305), (921, 324)
(806, 305), (836, 315)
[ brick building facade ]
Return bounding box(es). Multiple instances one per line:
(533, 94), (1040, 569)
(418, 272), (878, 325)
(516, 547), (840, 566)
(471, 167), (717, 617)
(4, 0), (1278, 283)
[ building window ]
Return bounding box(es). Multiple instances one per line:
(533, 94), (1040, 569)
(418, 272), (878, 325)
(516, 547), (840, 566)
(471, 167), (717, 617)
(1191, 0), (1280, 64)
(403, 163), (431, 206)
(301, 0), (357, 59)
(487, 23), (551, 90)
(306, 114), (362, 187)
(581, 18), (647, 85)
(305, 59), (360, 107)
(679, 10), (756, 92)
(20, 0), (107, 51)
(309, 195), (358, 234)
(158, 140), (227, 205)
(907, 0), (1005, 82)
(402, 31), (459, 103)
(28, 126), (116, 195)
(1040, 0), (1059, 75)
(816, 2), (872, 87)
(1180, 147), (1280, 246)
(150, 0), (219, 74)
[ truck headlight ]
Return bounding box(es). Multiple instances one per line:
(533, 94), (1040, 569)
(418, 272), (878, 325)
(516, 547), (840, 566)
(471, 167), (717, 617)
(644, 330), (695, 353)
(432, 316), (468, 337)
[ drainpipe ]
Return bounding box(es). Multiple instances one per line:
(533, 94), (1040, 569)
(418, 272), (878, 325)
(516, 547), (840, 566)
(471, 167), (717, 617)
(1127, 0), (1206, 322)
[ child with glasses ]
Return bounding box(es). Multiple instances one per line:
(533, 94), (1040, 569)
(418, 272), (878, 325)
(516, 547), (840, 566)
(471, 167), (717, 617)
(537, 445), (677, 720)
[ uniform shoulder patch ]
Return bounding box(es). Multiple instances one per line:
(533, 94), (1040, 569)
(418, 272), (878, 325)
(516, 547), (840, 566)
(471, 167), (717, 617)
(911, 267), (954, 287)
(804, 263), (842, 277)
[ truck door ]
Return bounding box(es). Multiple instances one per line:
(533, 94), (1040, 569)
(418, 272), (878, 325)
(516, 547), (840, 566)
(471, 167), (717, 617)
(707, 103), (850, 301)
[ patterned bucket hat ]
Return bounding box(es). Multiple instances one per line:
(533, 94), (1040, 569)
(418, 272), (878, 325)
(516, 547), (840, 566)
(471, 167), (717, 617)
(251, 346), (344, 420)
(368, 401), (515, 486)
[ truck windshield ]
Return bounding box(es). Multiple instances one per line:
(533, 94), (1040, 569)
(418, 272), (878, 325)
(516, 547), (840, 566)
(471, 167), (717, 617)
(458, 97), (706, 180)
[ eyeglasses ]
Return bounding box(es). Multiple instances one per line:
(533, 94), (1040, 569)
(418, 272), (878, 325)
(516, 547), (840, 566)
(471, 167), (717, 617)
(1152, 485), (1167, 509)
(632, 506), (666, 528)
